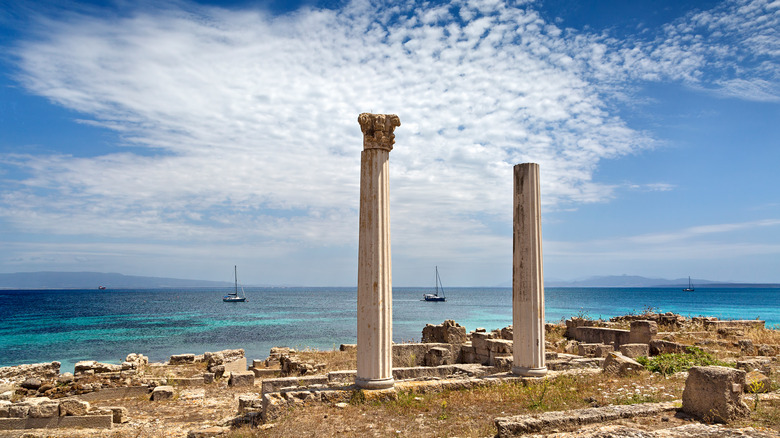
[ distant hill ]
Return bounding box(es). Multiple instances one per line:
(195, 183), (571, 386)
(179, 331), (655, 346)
(0, 272), (233, 290)
(545, 275), (779, 288)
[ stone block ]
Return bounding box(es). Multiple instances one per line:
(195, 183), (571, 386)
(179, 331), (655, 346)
(105, 406), (128, 423)
(28, 401), (59, 418)
(736, 358), (772, 376)
(228, 371), (255, 387)
(649, 339), (688, 355)
(485, 339), (513, 354)
(682, 366), (749, 423)
(574, 326), (630, 347)
(224, 357), (248, 374)
(421, 320), (468, 344)
(0, 401), (9, 418)
(150, 385), (175, 401)
(619, 343), (650, 359)
(169, 353), (196, 364)
(59, 399), (90, 416)
(745, 371), (771, 394)
(578, 343), (606, 357)
(187, 426), (230, 438)
(20, 378), (42, 390)
(628, 320), (658, 344)
(8, 405), (28, 418)
(471, 331), (496, 351)
(602, 352), (643, 376)
(203, 372), (215, 384)
(424, 347), (453, 366)
(238, 395), (262, 414)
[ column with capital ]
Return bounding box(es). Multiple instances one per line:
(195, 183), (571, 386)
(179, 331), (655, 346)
(356, 113), (400, 389)
(512, 163), (548, 377)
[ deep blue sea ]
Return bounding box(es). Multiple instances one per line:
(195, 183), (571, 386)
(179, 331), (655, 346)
(1, 287), (777, 373)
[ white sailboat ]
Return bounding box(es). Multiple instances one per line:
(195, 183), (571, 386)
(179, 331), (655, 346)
(223, 265), (247, 302)
(683, 276), (695, 292)
(423, 266), (446, 302)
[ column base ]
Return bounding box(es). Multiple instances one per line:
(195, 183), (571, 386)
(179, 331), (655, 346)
(512, 366), (547, 377)
(355, 376), (395, 390)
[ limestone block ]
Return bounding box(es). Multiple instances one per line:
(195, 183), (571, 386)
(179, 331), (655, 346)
(471, 331), (496, 351)
(486, 339), (513, 354)
(459, 346), (477, 364)
(421, 320), (468, 344)
(105, 406), (128, 423)
(187, 426), (230, 438)
(9, 404), (29, 418)
(736, 358), (772, 376)
(745, 371), (771, 394)
(424, 347), (453, 366)
(150, 385), (175, 401)
(224, 357), (248, 374)
(602, 352), (643, 376)
(682, 366), (749, 423)
(59, 399), (90, 416)
(228, 371), (255, 387)
(649, 339), (688, 356)
(619, 343), (650, 359)
(757, 344), (778, 356)
(628, 320), (658, 344)
(252, 359), (265, 368)
(28, 401), (59, 418)
(0, 391), (13, 401)
(238, 395), (262, 414)
(0, 401), (10, 418)
(211, 365), (225, 379)
(169, 353), (196, 364)
(203, 372), (215, 384)
(490, 354), (513, 368)
(578, 343), (606, 357)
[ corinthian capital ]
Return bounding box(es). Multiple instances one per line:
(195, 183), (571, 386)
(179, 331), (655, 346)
(358, 113), (401, 151)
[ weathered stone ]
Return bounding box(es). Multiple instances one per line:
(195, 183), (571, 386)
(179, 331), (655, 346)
(602, 352), (643, 376)
(682, 366), (749, 423)
(238, 395), (262, 414)
(59, 399), (90, 416)
(649, 339), (688, 355)
(736, 358), (772, 376)
(745, 371), (771, 394)
(619, 343), (650, 359)
(486, 338), (513, 354)
(186, 426), (230, 438)
(421, 320), (468, 344)
(703, 319), (764, 330)
(424, 347), (453, 367)
(339, 344), (357, 353)
(228, 371), (255, 387)
(203, 372), (215, 384)
(0, 361), (60, 384)
(573, 326), (631, 347)
(211, 365), (225, 380)
(0, 401), (10, 418)
(578, 343), (610, 358)
(8, 404), (29, 418)
(28, 401), (59, 418)
(104, 406), (128, 423)
(150, 385), (175, 401)
(20, 378), (42, 390)
(169, 353), (196, 364)
(628, 320), (658, 344)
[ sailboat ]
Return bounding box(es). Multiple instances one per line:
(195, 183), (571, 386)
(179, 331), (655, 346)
(223, 265), (247, 302)
(423, 266), (446, 302)
(683, 276), (695, 292)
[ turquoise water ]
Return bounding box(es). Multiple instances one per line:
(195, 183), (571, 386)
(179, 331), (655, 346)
(0, 287), (777, 373)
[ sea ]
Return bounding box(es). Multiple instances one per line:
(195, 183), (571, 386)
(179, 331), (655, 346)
(1, 287), (778, 373)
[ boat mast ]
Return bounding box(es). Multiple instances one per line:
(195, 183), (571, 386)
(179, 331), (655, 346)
(234, 265), (238, 295)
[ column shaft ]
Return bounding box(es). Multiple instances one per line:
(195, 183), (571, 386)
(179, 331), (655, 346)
(512, 163), (547, 377)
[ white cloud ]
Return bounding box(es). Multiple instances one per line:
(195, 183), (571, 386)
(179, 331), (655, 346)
(1, 0), (777, 283)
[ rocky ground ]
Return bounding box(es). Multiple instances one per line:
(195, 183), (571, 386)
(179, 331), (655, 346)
(0, 313), (778, 437)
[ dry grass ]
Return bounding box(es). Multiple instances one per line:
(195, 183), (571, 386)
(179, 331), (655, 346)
(228, 371), (686, 438)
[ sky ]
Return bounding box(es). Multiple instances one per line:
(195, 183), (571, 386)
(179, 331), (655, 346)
(0, 0), (778, 287)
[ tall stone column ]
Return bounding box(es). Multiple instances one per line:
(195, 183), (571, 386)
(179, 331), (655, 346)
(356, 113), (400, 389)
(512, 163), (547, 377)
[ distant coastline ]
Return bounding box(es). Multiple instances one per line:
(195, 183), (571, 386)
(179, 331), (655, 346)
(2, 271), (779, 290)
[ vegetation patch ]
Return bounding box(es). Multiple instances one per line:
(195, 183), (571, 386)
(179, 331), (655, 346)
(636, 346), (732, 376)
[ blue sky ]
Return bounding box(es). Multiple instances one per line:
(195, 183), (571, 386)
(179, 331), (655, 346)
(0, 0), (778, 286)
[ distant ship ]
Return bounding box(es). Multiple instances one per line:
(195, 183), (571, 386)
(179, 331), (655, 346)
(423, 266), (446, 302)
(223, 265), (247, 302)
(98, 286), (106, 290)
(683, 276), (695, 292)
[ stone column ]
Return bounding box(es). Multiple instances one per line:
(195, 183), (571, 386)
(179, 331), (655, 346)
(512, 163), (547, 377)
(356, 113), (400, 389)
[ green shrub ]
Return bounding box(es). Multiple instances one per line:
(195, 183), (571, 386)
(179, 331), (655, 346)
(636, 346), (731, 376)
